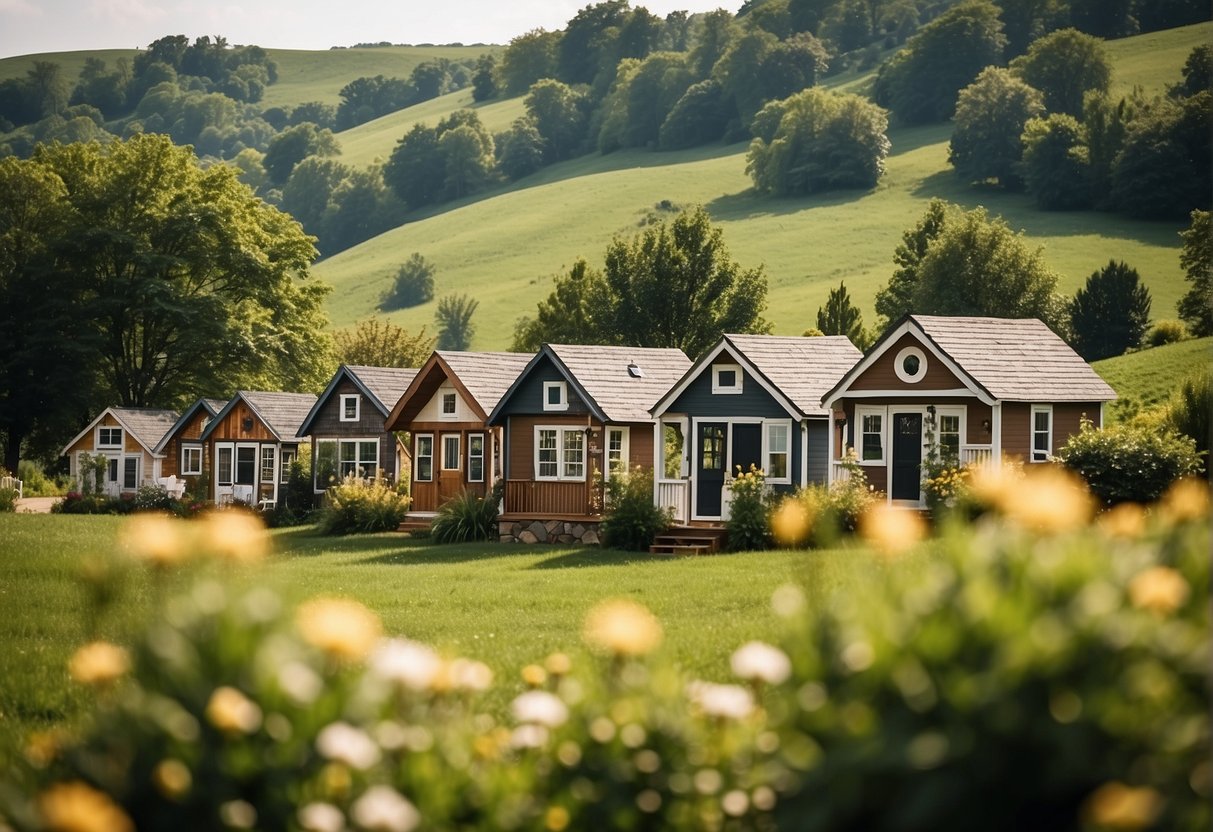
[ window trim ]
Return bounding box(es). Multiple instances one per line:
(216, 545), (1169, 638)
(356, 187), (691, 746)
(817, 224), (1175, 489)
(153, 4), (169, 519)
(762, 420), (793, 485)
(260, 445), (277, 485)
(894, 346), (928, 384)
(414, 434), (434, 482)
(441, 434), (461, 471)
(855, 406), (886, 466)
(122, 456), (140, 490)
(543, 381), (569, 412)
(339, 394), (360, 422)
(314, 439), (337, 492)
(712, 363), (744, 395)
(181, 444), (203, 476)
(96, 426), (123, 449)
(439, 389), (459, 420)
(216, 443), (235, 487)
(1030, 404), (1053, 463)
(467, 433), (485, 483)
(605, 426), (630, 480)
(280, 448), (295, 484)
(534, 425), (586, 482)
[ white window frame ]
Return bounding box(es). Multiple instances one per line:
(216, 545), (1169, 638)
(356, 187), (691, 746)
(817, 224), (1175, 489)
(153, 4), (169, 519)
(339, 394), (360, 422)
(441, 434), (461, 471)
(338, 438), (380, 479)
(181, 445), (203, 476)
(894, 345), (928, 384)
(234, 443), (258, 487)
(414, 434), (434, 482)
(280, 448), (296, 483)
(855, 406), (886, 466)
(96, 426), (123, 449)
(936, 411), (962, 461)
(543, 381), (569, 412)
(468, 433), (485, 482)
(606, 426), (630, 479)
(260, 445), (277, 485)
(1031, 404), (1053, 463)
(122, 456), (140, 490)
(440, 389), (458, 420)
(534, 426), (585, 482)
(712, 363), (743, 394)
(216, 443), (235, 487)
(762, 420), (792, 484)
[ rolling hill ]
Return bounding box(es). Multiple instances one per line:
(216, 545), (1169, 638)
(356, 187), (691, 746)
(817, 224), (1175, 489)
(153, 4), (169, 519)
(1093, 337), (1212, 420)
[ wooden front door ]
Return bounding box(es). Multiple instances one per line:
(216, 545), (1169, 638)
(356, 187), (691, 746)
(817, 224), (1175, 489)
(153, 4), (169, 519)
(891, 412), (923, 502)
(438, 432), (463, 504)
(412, 434), (436, 511)
(696, 422), (727, 518)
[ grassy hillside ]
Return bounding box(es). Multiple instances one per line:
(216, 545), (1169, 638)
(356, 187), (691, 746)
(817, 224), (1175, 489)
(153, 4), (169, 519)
(1103, 21), (1210, 97)
(1093, 337), (1212, 419)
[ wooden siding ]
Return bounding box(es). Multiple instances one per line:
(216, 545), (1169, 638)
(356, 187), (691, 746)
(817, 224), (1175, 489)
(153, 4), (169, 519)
(209, 402), (276, 442)
(850, 333), (967, 391)
(665, 359), (792, 418)
(307, 378), (398, 481)
(162, 409), (212, 479)
(1002, 401), (1101, 461)
(414, 384), (478, 423)
(503, 480), (601, 518)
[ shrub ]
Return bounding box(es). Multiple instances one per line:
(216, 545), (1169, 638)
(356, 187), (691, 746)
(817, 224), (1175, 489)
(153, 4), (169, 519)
(316, 474), (410, 534)
(726, 464), (773, 551)
(52, 493), (134, 515)
(599, 467), (671, 551)
(430, 483), (501, 544)
(782, 453), (878, 546)
(1167, 369), (1212, 468)
(133, 484), (175, 512)
(379, 252), (436, 311)
(1146, 318), (1188, 346)
(1057, 418), (1203, 505)
(0, 487), (16, 513)
(17, 460), (69, 497)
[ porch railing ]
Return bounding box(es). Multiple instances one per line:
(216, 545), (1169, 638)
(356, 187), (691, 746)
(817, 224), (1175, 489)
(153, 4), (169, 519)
(656, 479), (689, 524)
(960, 444), (995, 468)
(830, 461), (852, 484)
(504, 479), (602, 518)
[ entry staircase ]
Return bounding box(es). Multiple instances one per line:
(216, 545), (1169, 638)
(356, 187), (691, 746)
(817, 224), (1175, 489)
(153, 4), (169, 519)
(648, 525), (727, 557)
(398, 513), (434, 535)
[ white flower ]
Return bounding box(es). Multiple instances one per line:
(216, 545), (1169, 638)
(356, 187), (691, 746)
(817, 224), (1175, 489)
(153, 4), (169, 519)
(298, 802), (344, 832)
(511, 690), (569, 728)
(278, 661), (323, 704)
(730, 641), (792, 685)
(351, 785), (420, 832)
(370, 639), (442, 691)
(450, 658), (493, 692)
(316, 722), (381, 770)
(510, 723), (550, 749)
(689, 681), (755, 720)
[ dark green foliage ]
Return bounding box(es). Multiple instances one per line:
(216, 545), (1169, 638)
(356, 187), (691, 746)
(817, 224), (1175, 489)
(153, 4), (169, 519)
(1082, 92), (1136, 207)
(1009, 27), (1111, 117)
(524, 80), (589, 163)
(335, 75), (416, 130)
(133, 484), (176, 512)
(435, 293), (478, 350)
(1021, 113), (1092, 209)
(0, 487), (17, 513)
(658, 80), (733, 150)
(439, 123), (497, 199)
(1069, 260), (1151, 360)
(288, 101), (337, 130)
(873, 0), (1007, 125)
(1069, 0), (1136, 38)
(498, 28), (560, 96)
(619, 52), (696, 149)
(874, 198), (952, 324)
(1178, 209), (1213, 336)
(430, 485), (501, 544)
(52, 493), (134, 515)
(1136, 0), (1212, 33)
(511, 259), (608, 352)
(384, 122), (444, 208)
(726, 466), (772, 551)
(1112, 91), (1212, 219)
(384, 111), (495, 209)
(321, 166), (404, 254)
(263, 122), (338, 185)
(410, 59), (455, 101)
(712, 29), (829, 127)
(472, 54), (498, 102)
(1170, 44), (1213, 100)
(380, 253), (437, 311)
(1057, 419), (1202, 504)
(496, 117), (546, 180)
(816, 281), (868, 348)
(1167, 370), (1211, 468)
(947, 67), (1044, 188)
(70, 57), (129, 119)
(599, 467), (671, 551)
(746, 87), (891, 194)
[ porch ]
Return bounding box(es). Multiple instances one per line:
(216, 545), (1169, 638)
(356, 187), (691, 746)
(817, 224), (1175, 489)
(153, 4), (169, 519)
(500, 479), (604, 522)
(829, 443), (996, 483)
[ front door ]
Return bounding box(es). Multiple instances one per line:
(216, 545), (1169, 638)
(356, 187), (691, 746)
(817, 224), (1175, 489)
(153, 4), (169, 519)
(438, 432), (463, 504)
(891, 412), (923, 502)
(732, 424), (762, 475)
(696, 422), (727, 517)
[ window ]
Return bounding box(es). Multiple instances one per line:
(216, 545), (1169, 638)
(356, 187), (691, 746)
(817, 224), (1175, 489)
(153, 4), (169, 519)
(765, 422), (790, 482)
(315, 440), (337, 490)
(339, 394), (360, 422)
(468, 434), (485, 482)
(440, 391), (458, 419)
(938, 414), (961, 460)
(535, 427), (585, 480)
(181, 446), (202, 476)
(217, 445), (234, 486)
(543, 381), (568, 412)
(123, 457), (139, 490)
(415, 435), (434, 482)
(894, 345), (928, 384)
(338, 440), (378, 478)
(562, 430), (585, 479)
(97, 426), (123, 448)
(857, 409), (884, 463)
(235, 446), (257, 486)
(280, 449), (295, 483)
(261, 446), (276, 483)
(442, 435), (461, 470)
(606, 427), (629, 477)
(701, 425), (725, 470)
(107, 457), (119, 484)
(712, 364), (743, 394)
(1031, 405), (1052, 462)
(537, 429), (558, 478)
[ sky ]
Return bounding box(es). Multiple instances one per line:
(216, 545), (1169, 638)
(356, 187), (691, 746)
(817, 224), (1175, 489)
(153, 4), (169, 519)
(0, 0), (737, 59)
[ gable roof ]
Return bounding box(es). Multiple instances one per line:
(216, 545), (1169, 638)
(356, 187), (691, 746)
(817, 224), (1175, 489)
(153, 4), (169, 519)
(200, 391), (319, 443)
(62, 407), (180, 457)
(652, 334), (861, 419)
(153, 397), (228, 453)
(823, 315), (1117, 405)
(298, 365), (419, 436)
(490, 344), (692, 425)
(386, 351), (533, 427)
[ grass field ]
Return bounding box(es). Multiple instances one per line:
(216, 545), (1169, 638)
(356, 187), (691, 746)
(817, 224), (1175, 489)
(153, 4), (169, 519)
(1093, 336), (1212, 419)
(314, 22), (1209, 347)
(0, 513), (869, 764)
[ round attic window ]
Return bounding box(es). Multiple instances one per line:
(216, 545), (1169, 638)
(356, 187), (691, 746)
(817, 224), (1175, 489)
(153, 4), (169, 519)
(894, 346), (928, 384)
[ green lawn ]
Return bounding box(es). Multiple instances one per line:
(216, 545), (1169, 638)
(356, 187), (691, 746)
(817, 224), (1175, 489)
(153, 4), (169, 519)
(0, 513), (868, 764)
(1093, 336), (1213, 419)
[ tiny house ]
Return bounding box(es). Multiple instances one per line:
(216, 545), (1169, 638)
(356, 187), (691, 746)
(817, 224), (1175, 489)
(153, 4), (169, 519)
(154, 397), (228, 495)
(62, 407), (180, 496)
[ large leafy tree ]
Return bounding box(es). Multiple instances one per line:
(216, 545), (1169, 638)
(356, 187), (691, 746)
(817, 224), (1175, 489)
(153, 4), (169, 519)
(263, 122), (339, 185)
(1069, 260), (1152, 360)
(1111, 91), (1212, 219)
(1009, 28), (1111, 117)
(875, 198), (953, 324)
(948, 67), (1044, 189)
(334, 318), (435, 369)
(524, 80), (589, 163)
(1021, 114), (1092, 210)
(511, 259), (609, 352)
(1177, 209), (1212, 336)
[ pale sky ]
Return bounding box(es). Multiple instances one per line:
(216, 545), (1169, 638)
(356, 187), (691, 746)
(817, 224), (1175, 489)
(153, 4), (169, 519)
(0, 0), (737, 59)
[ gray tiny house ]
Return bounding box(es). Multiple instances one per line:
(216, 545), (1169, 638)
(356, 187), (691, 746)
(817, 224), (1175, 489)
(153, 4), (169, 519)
(650, 334), (861, 523)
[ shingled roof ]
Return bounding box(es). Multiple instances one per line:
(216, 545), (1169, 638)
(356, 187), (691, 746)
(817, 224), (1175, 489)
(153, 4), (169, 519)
(436, 351), (534, 414)
(345, 366), (419, 413)
(153, 397), (229, 453)
(111, 408), (180, 452)
(243, 392), (318, 441)
(723, 334), (862, 417)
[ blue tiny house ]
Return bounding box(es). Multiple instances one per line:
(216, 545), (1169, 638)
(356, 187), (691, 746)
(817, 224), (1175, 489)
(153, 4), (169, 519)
(650, 334), (861, 523)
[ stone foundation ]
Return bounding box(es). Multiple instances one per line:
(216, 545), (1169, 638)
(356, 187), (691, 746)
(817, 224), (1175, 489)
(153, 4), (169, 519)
(499, 519), (600, 545)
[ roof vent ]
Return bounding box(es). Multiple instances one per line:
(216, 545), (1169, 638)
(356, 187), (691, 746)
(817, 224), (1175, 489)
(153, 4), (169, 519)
(627, 362), (644, 378)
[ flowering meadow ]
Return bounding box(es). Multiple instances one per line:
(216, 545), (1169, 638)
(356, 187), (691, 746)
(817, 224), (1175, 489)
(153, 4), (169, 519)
(0, 471), (1208, 832)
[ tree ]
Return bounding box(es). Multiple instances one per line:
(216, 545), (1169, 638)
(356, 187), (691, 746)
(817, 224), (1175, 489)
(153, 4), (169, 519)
(1177, 209), (1212, 336)
(321, 166), (402, 254)
(435, 294), (478, 350)
(263, 122), (339, 185)
(875, 198), (954, 324)
(524, 79), (589, 163)
(496, 117), (546, 180)
(439, 124), (496, 199)
(658, 80), (732, 150)
(1009, 28), (1111, 117)
(872, 0), (1007, 124)
(511, 259), (609, 352)
(1111, 92), (1212, 219)
(746, 87), (891, 195)
(1020, 114), (1091, 210)
(381, 253), (437, 311)
(383, 122), (443, 209)
(557, 0), (630, 86)
(471, 54), (497, 102)
(498, 28), (560, 96)
(1082, 92), (1137, 206)
(1068, 0), (1136, 39)
(816, 282), (868, 348)
(1068, 260), (1151, 360)
(1170, 45), (1213, 100)
(282, 157), (351, 235)
(621, 52), (695, 148)
(948, 67), (1044, 189)
(333, 318), (435, 368)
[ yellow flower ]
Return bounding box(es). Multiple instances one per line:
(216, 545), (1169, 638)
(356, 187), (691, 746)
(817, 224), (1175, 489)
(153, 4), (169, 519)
(1083, 781), (1163, 830)
(1160, 477), (1210, 524)
(521, 664), (548, 688)
(583, 599), (663, 657)
(1001, 465), (1094, 534)
(296, 597), (382, 663)
(37, 781), (133, 832)
(152, 759), (192, 801)
(859, 504), (925, 558)
(200, 510), (269, 562)
(771, 498), (812, 546)
(1128, 566), (1190, 616)
(118, 513), (188, 567)
(205, 686), (262, 735)
(544, 652), (572, 677)
(24, 729), (66, 769)
(968, 463), (1024, 508)
(1099, 503), (1146, 539)
(545, 806), (570, 831)
(68, 641), (130, 688)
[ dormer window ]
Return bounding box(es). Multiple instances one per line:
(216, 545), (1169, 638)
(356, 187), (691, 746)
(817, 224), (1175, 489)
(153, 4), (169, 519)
(97, 426), (123, 448)
(441, 391), (458, 419)
(712, 364), (743, 395)
(543, 381), (568, 412)
(340, 394), (360, 422)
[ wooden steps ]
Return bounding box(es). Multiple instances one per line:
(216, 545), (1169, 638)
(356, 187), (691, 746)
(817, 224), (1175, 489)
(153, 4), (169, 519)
(398, 514), (434, 535)
(648, 526), (727, 557)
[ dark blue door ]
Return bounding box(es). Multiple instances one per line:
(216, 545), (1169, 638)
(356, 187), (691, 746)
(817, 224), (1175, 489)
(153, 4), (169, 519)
(696, 422), (726, 517)
(891, 412), (922, 501)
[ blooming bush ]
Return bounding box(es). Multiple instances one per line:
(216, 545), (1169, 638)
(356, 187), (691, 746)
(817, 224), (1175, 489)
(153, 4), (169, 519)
(726, 465), (772, 551)
(599, 466), (671, 551)
(1057, 418), (1203, 505)
(316, 474), (410, 535)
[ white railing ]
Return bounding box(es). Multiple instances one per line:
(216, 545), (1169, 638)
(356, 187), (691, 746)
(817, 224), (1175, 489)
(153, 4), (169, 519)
(656, 479), (689, 524)
(961, 444), (995, 468)
(830, 461), (852, 484)
(0, 475), (21, 499)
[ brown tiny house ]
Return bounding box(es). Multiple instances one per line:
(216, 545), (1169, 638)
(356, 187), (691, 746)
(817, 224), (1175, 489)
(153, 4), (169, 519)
(154, 398), (227, 495)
